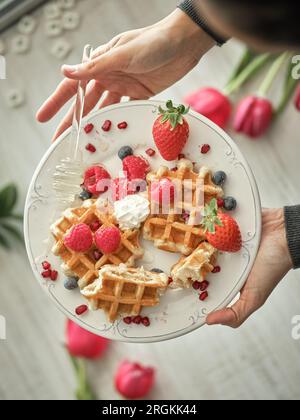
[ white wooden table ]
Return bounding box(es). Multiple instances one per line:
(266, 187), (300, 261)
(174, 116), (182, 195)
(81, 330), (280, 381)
(0, 0), (299, 400)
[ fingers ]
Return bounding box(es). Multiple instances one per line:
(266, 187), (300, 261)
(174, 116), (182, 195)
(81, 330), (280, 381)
(51, 81), (105, 142)
(36, 78), (78, 122)
(99, 91), (122, 109)
(206, 295), (258, 328)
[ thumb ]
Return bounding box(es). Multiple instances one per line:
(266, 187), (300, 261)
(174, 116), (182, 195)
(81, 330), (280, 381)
(62, 49), (124, 80)
(206, 296), (256, 328)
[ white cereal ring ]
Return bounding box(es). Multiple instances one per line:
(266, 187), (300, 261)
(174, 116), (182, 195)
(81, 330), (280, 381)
(62, 11), (80, 30)
(45, 20), (63, 37)
(57, 0), (76, 10)
(44, 2), (61, 20)
(50, 38), (72, 59)
(17, 15), (37, 35)
(11, 34), (31, 54)
(6, 89), (25, 108)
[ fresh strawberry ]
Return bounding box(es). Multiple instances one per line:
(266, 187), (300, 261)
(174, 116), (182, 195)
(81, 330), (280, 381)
(95, 226), (121, 254)
(83, 166), (111, 196)
(64, 224), (93, 253)
(152, 100), (190, 161)
(122, 155), (149, 181)
(202, 198), (242, 253)
(151, 178), (175, 205)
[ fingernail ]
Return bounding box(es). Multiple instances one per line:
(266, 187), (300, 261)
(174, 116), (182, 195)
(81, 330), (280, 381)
(62, 65), (78, 74)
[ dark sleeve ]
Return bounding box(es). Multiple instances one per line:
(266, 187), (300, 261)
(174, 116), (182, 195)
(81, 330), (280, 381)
(177, 0), (227, 46)
(284, 205), (300, 269)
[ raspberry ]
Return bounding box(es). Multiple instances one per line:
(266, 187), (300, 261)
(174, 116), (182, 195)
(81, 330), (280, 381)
(83, 166), (111, 196)
(122, 155), (149, 181)
(84, 123), (94, 134)
(95, 226), (121, 254)
(64, 223), (93, 252)
(102, 120), (112, 132)
(85, 143), (96, 153)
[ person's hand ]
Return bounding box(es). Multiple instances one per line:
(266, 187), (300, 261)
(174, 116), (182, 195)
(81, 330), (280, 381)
(36, 9), (214, 141)
(207, 208), (293, 328)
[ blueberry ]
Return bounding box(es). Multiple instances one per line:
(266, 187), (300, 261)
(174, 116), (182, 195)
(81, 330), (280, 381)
(151, 268), (164, 273)
(223, 196), (237, 211)
(212, 171), (227, 186)
(79, 189), (92, 200)
(118, 146), (133, 160)
(64, 277), (79, 290)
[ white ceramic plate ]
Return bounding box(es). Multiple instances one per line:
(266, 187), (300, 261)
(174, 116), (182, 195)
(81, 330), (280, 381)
(24, 100), (261, 343)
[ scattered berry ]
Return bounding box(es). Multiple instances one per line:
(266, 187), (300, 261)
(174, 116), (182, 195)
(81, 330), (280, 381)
(85, 143), (96, 153)
(217, 198), (225, 208)
(178, 153), (185, 160)
(132, 315), (142, 324)
(199, 291), (208, 301)
(168, 277), (173, 285)
(64, 223), (93, 253)
(212, 266), (221, 273)
(50, 270), (58, 281)
(122, 155), (149, 180)
(64, 277), (79, 290)
(171, 167), (177, 172)
(212, 171), (227, 186)
(199, 280), (209, 291)
(151, 178), (175, 205)
(146, 148), (156, 157)
(84, 123), (94, 134)
(142, 317), (150, 327)
(153, 100), (190, 161)
(118, 121), (128, 129)
(93, 250), (102, 261)
(75, 305), (88, 316)
(123, 316), (132, 325)
(200, 144), (211, 154)
(83, 166), (111, 196)
(118, 146), (133, 160)
(79, 189), (92, 201)
(95, 226), (121, 254)
(42, 270), (51, 278)
(102, 120), (112, 132)
(192, 281), (201, 290)
(42, 261), (51, 270)
(151, 268), (164, 273)
(223, 196), (237, 211)
(90, 220), (101, 232)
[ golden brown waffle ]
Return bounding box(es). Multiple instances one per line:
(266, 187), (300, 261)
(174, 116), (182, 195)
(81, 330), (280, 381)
(170, 242), (217, 288)
(51, 200), (144, 289)
(144, 159), (223, 255)
(81, 264), (169, 322)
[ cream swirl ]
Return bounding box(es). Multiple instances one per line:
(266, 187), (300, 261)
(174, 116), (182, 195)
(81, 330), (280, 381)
(114, 194), (150, 230)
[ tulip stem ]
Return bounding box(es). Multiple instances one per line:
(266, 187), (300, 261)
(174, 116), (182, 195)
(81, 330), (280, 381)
(69, 355), (97, 400)
(276, 58), (299, 115)
(224, 53), (271, 96)
(257, 52), (290, 97)
(226, 48), (257, 85)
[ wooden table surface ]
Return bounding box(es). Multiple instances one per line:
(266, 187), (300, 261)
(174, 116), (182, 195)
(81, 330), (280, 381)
(0, 0), (300, 400)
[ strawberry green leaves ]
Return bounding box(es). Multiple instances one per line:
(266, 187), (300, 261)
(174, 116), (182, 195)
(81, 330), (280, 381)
(201, 198), (223, 234)
(158, 100), (190, 129)
(0, 184), (23, 249)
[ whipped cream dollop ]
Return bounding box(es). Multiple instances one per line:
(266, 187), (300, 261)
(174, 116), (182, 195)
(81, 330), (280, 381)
(114, 194), (150, 230)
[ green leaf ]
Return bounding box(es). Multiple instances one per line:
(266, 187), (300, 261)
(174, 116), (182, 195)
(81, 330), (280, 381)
(0, 222), (23, 243)
(166, 100), (174, 111)
(0, 184), (18, 218)
(0, 232), (10, 249)
(10, 214), (23, 222)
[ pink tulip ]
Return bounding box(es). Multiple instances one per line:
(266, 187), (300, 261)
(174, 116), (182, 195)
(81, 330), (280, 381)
(295, 85), (300, 111)
(233, 95), (273, 138)
(184, 87), (232, 128)
(115, 360), (155, 399)
(66, 319), (109, 359)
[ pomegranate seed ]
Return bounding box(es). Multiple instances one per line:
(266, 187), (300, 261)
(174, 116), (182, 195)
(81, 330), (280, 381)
(199, 291), (208, 301)
(90, 221), (101, 232)
(192, 281), (201, 290)
(171, 167), (177, 172)
(85, 143), (96, 153)
(76, 305), (88, 316)
(178, 153), (185, 160)
(84, 123), (94, 134)
(42, 261), (51, 270)
(199, 280), (209, 291)
(118, 121), (128, 130)
(50, 270), (58, 281)
(142, 317), (150, 327)
(123, 316), (132, 325)
(200, 144), (211, 154)
(146, 148), (156, 157)
(212, 266), (221, 273)
(41, 270), (51, 278)
(132, 315), (142, 324)
(217, 198), (224, 208)
(168, 277), (173, 285)
(93, 250), (102, 261)
(102, 120), (112, 132)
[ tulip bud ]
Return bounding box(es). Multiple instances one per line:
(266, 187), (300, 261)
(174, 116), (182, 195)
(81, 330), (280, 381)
(115, 360), (155, 399)
(233, 95), (273, 138)
(185, 87), (232, 128)
(294, 85), (300, 111)
(66, 319), (109, 359)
